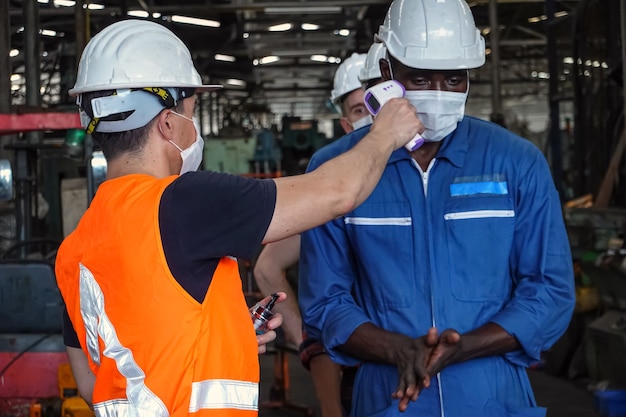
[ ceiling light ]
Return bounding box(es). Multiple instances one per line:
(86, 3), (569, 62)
(259, 56), (280, 65)
(269, 23), (292, 32)
(9, 49), (19, 57)
(54, 0), (75, 6)
(563, 57), (574, 64)
(85, 3), (104, 9)
(334, 29), (350, 37)
(41, 29), (58, 37)
(265, 6), (341, 14)
(301, 23), (320, 31)
(243, 32), (250, 39)
(128, 10), (149, 17)
(215, 54), (236, 62)
(10, 74), (22, 82)
(226, 79), (246, 87)
(310, 55), (328, 62)
(171, 15), (220, 28)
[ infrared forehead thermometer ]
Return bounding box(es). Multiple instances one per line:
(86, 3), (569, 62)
(363, 80), (424, 151)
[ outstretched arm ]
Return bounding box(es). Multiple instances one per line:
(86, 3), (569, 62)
(264, 98), (422, 243)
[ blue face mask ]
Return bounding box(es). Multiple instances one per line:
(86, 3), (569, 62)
(169, 111), (205, 174)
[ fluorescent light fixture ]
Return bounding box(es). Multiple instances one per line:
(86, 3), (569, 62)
(215, 54), (236, 62)
(10, 74), (22, 82)
(85, 3), (104, 9)
(128, 10), (149, 17)
(527, 16), (543, 23)
(41, 29), (58, 36)
(602, 62), (609, 69)
(301, 23), (320, 31)
(9, 49), (19, 57)
(265, 6), (341, 14)
(171, 15), (220, 28)
(269, 23), (292, 32)
(310, 55), (328, 62)
(54, 0), (75, 6)
(256, 56), (280, 65)
(563, 57), (574, 64)
(226, 79), (246, 87)
(328, 56), (340, 64)
(37, 0), (49, 3)
(334, 29), (350, 37)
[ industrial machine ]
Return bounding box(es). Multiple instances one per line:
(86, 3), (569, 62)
(565, 207), (626, 386)
(0, 112), (96, 417)
(280, 117), (330, 175)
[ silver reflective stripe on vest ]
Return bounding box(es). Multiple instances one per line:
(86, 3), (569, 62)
(79, 263), (170, 417)
(344, 217), (412, 226)
(443, 210), (515, 220)
(189, 379), (259, 412)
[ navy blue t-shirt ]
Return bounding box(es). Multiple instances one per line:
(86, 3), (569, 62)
(63, 171), (276, 347)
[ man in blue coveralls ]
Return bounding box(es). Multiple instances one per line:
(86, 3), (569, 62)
(298, 0), (576, 416)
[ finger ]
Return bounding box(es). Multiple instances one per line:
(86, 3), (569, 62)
(441, 329), (461, 345)
(266, 312), (283, 330)
(256, 329), (277, 346)
(274, 291), (287, 303)
(426, 327), (439, 346)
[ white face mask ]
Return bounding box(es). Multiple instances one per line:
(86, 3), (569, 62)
(404, 90), (467, 142)
(351, 114), (373, 130)
(169, 111), (205, 174)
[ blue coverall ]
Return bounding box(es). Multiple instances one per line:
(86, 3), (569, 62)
(299, 116), (576, 417)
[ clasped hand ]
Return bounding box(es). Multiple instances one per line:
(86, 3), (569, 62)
(392, 327), (462, 412)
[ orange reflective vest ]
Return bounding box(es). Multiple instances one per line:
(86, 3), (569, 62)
(56, 174), (259, 417)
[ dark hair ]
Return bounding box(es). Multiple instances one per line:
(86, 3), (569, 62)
(80, 90), (185, 161)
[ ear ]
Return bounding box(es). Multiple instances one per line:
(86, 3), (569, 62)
(340, 116), (353, 134)
(380, 58), (391, 81)
(155, 109), (174, 139)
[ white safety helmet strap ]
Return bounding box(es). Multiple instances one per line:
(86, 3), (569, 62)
(375, 0), (485, 70)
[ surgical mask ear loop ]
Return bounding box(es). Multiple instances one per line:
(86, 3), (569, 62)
(168, 110), (193, 151)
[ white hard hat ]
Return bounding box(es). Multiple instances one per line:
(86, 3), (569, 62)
(330, 52), (367, 105)
(359, 43), (386, 85)
(70, 19), (221, 133)
(375, 0), (485, 70)
(70, 19), (221, 95)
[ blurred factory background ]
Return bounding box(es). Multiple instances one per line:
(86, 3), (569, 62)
(1, 0), (626, 416)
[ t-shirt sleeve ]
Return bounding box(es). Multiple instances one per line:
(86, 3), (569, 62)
(160, 171), (277, 262)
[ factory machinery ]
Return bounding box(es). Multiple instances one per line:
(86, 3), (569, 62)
(0, 112), (94, 417)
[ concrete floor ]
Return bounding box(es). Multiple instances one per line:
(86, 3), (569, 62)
(257, 348), (601, 417)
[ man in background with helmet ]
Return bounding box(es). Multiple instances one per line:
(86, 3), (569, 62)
(253, 50), (379, 417)
(298, 0), (576, 415)
(54, 19), (423, 416)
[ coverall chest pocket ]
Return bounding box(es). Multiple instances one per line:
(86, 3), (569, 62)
(344, 203), (414, 308)
(443, 195), (515, 301)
